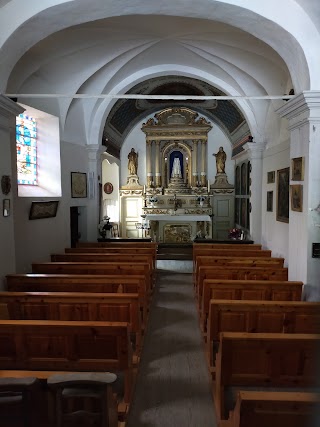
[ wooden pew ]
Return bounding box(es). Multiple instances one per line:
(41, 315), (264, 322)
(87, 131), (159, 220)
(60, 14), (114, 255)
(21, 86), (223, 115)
(214, 332), (320, 420)
(0, 291), (143, 356)
(6, 274), (148, 325)
(193, 243), (262, 250)
(193, 249), (272, 266)
(197, 266), (289, 301)
(224, 391), (320, 427)
(0, 320), (134, 411)
(65, 246), (157, 268)
(207, 300), (320, 370)
(77, 241), (157, 250)
(200, 279), (303, 330)
(51, 253), (155, 272)
(195, 256), (284, 286)
(31, 262), (153, 295)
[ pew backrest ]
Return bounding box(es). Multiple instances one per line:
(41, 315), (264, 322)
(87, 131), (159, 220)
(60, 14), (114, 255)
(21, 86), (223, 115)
(230, 391), (320, 427)
(208, 299), (320, 345)
(201, 279), (303, 327)
(197, 266), (289, 300)
(215, 332), (320, 420)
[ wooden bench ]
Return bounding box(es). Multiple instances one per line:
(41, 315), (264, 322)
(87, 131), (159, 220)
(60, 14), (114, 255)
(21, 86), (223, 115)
(197, 266), (289, 300)
(193, 249), (272, 267)
(0, 291), (143, 356)
(195, 256), (284, 286)
(51, 253), (155, 272)
(0, 320), (134, 412)
(6, 274), (149, 325)
(31, 262), (153, 295)
(77, 241), (157, 249)
(214, 332), (320, 420)
(207, 300), (320, 370)
(224, 391), (320, 427)
(193, 243), (262, 250)
(200, 279), (303, 330)
(65, 246), (157, 268)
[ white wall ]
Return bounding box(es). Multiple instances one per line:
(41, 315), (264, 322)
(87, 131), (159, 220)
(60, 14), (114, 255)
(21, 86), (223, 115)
(262, 139), (290, 264)
(14, 140), (90, 273)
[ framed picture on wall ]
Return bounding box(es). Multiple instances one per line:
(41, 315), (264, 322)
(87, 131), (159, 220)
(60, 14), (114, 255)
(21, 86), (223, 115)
(71, 172), (87, 198)
(267, 191), (273, 212)
(291, 184), (303, 212)
(276, 167), (290, 223)
(29, 200), (59, 220)
(291, 157), (304, 181)
(267, 171), (275, 184)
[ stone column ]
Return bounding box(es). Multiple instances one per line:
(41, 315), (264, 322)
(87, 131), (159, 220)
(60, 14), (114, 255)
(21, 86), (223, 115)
(146, 140), (153, 187)
(155, 140), (161, 187)
(86, 144), (107, 241)
(192, 140), (198, 186)
(201, 139), (207, 186)
(277, 91), (320, 299)
(0, 96), (24, 288)
(242, 140), (266, 244)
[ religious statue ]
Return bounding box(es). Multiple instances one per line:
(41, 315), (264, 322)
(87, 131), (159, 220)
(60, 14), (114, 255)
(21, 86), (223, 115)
(213, 146), (227, 174)
(128, 148), (138, 175)
(171, 157), (182, 178)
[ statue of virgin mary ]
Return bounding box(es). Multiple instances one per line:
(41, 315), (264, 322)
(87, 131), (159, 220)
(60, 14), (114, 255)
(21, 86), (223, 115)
(171, 157), (182, 178)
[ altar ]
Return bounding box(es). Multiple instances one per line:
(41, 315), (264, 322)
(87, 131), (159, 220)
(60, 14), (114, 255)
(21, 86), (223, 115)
(119, 107), (235, 242)
(145, 213), (212, 244)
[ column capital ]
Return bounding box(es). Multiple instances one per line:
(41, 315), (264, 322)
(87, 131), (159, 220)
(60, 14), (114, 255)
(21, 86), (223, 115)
(243, 141), (266, 160)
(0, 95), (25, 119)
(276, 91), (320, 129)
(86, 144), (106, 161)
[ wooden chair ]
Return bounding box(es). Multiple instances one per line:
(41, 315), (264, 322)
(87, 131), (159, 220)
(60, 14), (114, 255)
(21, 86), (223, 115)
(47, 372), (118, 427)
(0, 377), (40, 427)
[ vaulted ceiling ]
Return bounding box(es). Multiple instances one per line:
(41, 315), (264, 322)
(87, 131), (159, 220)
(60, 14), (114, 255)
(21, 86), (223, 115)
(1, 1), (319, 154)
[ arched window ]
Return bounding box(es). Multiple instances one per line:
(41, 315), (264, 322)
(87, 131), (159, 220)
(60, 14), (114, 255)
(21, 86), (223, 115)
(16, 114), (37, 185)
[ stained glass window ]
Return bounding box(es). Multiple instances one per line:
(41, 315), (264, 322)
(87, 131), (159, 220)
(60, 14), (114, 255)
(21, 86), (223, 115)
(16, 114), (37, 185)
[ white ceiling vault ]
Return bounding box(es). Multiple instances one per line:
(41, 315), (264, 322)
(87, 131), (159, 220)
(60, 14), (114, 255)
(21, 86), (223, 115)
(1, 0), (319, 153)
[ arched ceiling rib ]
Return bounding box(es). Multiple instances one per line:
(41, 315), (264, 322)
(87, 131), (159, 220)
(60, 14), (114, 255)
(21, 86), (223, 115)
(0, 0), (319, 93)
(7, 15), (290, 147)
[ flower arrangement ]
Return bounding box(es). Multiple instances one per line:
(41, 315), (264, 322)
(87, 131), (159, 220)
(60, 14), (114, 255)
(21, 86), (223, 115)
(149, 196), (158, 203)
(197, 196), (206, 202)
(228, 228), (243, 240)
(98, 216), (112, 237)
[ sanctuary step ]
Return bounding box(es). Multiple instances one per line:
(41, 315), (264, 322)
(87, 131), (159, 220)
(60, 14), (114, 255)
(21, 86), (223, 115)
(157, 243), (193, 260)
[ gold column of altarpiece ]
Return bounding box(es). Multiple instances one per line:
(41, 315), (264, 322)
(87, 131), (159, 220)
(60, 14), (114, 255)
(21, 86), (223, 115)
(141, 108), (212, 192)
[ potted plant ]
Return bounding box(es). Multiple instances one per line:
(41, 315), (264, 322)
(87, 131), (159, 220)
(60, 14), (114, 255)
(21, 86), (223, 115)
(98, 216), (112, 238)
(197, 196), (206, 207)
(149, 196), (158, 207)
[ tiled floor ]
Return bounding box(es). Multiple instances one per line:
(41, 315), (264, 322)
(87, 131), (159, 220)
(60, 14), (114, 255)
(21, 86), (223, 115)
(126, 272), (217, 427)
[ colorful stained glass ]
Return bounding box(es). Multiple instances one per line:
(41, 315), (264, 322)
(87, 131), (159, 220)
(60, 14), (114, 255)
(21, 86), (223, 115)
(16, 114), (37, 185)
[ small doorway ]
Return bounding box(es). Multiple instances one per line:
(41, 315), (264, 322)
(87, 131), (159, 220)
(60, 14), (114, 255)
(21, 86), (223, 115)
(70, 206), (87, 247)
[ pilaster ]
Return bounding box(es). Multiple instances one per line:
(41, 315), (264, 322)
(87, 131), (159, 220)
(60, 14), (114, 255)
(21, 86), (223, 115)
(243, 140), (266, 243)
(0, 96), (25, 288)
(277, 91), (320, 298)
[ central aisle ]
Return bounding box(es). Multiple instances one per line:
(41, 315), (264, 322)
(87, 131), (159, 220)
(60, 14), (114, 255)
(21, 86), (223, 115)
(126, 272), (217, 427)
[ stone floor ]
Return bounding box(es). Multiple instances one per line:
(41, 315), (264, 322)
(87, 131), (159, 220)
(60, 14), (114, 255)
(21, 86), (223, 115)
(126, 271), (217, 427)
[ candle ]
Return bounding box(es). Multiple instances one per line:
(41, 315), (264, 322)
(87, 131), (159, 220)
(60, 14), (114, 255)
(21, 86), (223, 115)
(143, 185), (146, 194)
(207, 179), (210, 192)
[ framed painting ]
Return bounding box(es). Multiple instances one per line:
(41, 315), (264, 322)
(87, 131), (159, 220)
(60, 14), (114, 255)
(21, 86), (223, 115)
(267, 191), (273, 212)
(276, 167), (290, 223)
(104, 182), (113, 194)
(71, 172), (87, 198)
(291, 157), (304, 181)
(291, 184), (303, 212)
(29, 200), (59, 220)
(267, 171), (275, 184)
(3, 199), (10, 217)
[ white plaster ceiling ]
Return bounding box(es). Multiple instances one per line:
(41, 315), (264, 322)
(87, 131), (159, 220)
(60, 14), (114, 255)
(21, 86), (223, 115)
(1, 0), (319, 149)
